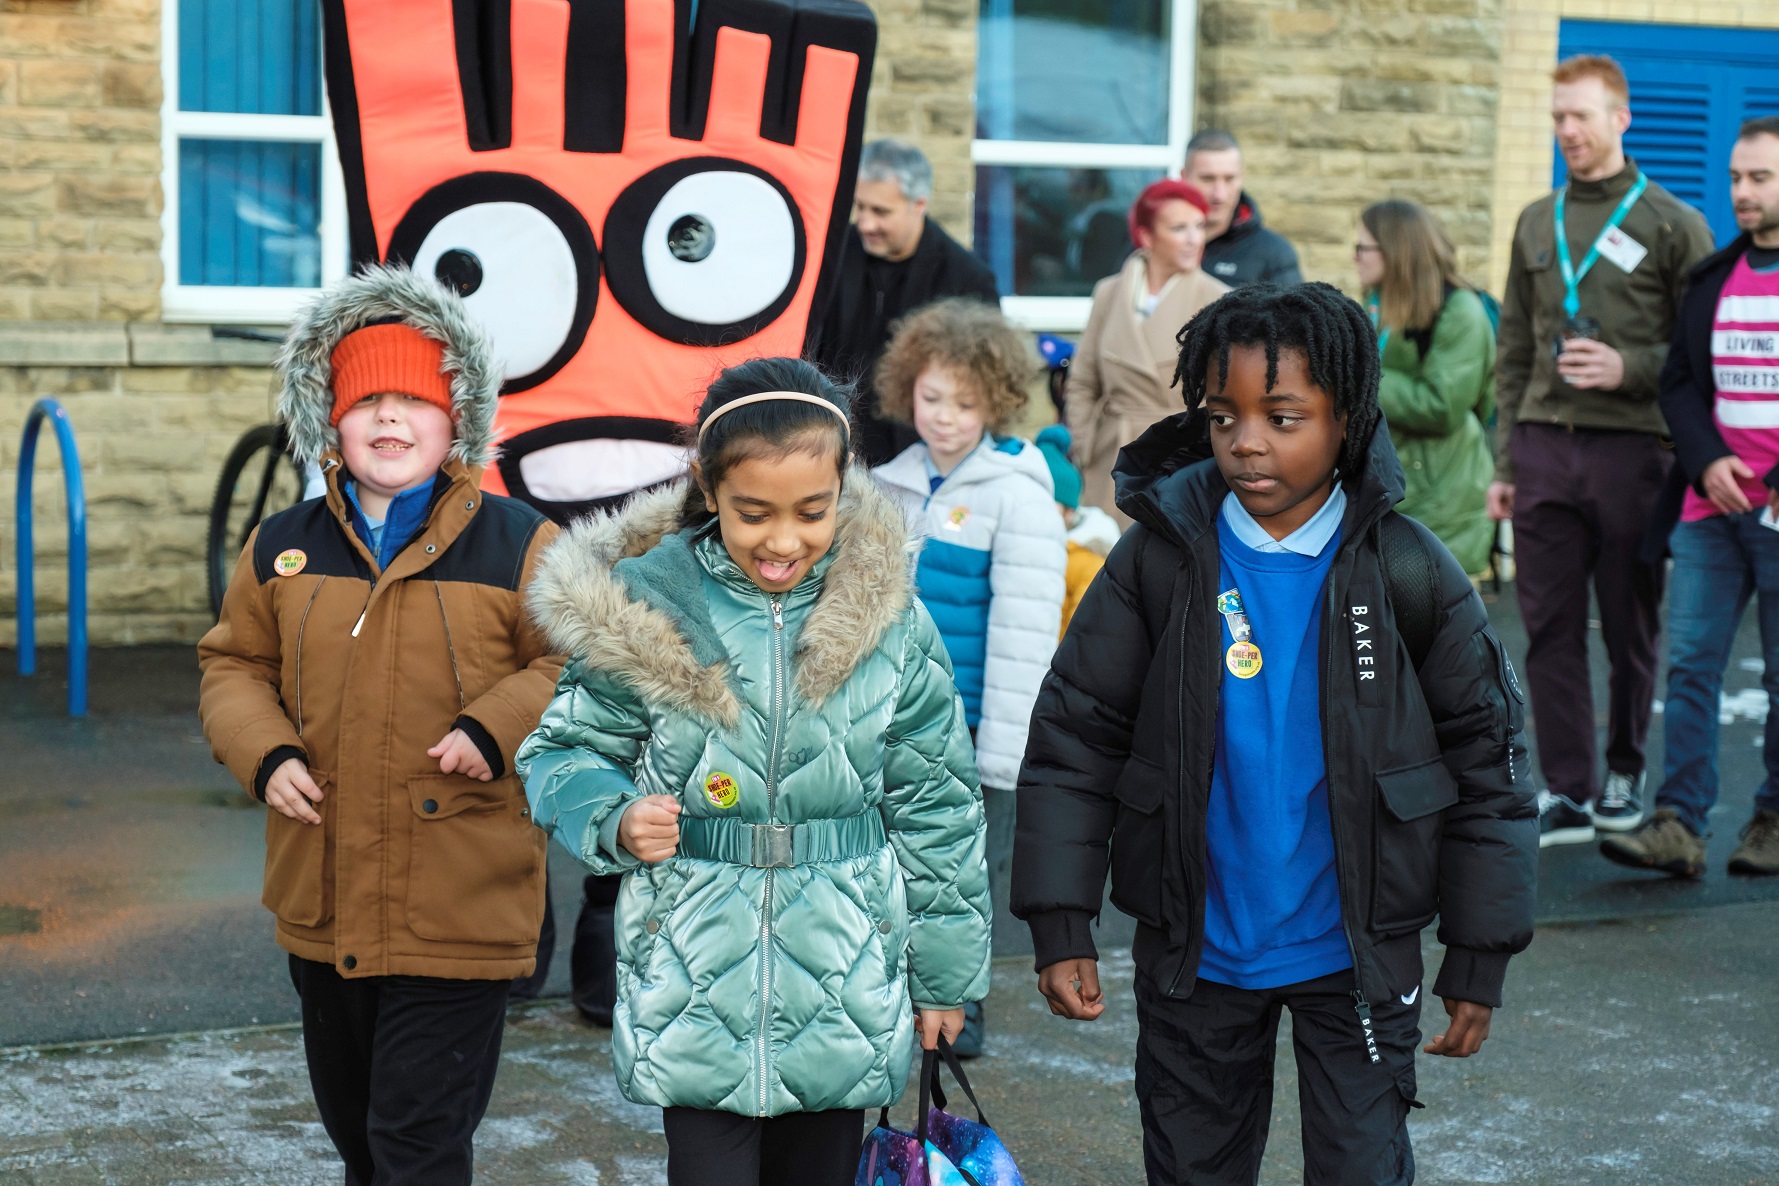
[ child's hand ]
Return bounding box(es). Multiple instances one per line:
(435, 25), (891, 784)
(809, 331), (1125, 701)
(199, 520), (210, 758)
(1424, 998), (1493, 1057)
(428, 729), (493, 781)
(265, 758), (325, 825)
(1037, 958), (1106, 1021)
(915, 1007), (965, 1051)
(617, 795), (682, 863)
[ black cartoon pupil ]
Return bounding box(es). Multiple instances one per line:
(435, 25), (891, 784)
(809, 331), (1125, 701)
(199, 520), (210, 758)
(435, 248), (484, 296)
(667, 214), (715, 263)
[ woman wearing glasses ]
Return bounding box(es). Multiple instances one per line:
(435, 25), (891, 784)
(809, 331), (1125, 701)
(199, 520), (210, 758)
(1355, 199), (1500, 575)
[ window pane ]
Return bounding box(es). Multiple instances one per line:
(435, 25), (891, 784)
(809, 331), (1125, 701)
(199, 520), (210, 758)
(974, 165), (1162, 297)
(179, 0), (321, 115)
(179, 139), (322, 288)
(977, 0), (1170, 144)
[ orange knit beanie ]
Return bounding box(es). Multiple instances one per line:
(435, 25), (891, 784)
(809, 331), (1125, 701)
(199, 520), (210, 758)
(328, 322), (455, 428)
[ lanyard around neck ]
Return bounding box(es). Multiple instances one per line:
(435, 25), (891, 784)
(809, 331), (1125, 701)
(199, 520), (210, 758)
(1554, 172), (1648, 318)
(1367, 292), (1390, 358)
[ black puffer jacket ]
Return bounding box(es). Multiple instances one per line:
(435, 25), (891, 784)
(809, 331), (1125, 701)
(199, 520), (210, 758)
(1011, 412), (1536, 1008)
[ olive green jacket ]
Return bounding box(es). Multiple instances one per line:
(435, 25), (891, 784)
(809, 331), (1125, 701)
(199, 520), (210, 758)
(1380, 288), (1497, 574)
(1495, 160), (1714, 481)
(517, 473), (991, 1117)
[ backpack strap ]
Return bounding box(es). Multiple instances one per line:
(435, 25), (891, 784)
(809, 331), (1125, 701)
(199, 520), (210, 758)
(1377, 512), (1442, 671)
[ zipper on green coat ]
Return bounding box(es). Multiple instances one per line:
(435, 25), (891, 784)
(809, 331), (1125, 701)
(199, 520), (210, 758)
(757, 596), (786, 1115)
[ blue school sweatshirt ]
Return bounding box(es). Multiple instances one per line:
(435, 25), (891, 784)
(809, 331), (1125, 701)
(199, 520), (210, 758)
(1199, 487), (1353, 990)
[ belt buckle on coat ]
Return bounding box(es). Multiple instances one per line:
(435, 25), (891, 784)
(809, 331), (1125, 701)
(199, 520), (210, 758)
(751, 823), (796, 868)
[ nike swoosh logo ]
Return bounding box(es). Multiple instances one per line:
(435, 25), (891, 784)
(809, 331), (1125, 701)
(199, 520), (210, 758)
(1400, 987), (1420, 1006)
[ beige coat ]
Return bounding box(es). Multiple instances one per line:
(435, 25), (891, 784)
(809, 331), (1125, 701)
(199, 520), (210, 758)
(1067, 254), (1230, 525)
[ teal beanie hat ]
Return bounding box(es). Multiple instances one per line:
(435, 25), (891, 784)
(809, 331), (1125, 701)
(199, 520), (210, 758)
(1036, 424), (1082, 509)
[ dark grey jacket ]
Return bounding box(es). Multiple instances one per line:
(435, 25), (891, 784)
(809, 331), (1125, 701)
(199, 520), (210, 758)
(1010, 413), (1537, 1009)
(1201, 192), (1303, 288)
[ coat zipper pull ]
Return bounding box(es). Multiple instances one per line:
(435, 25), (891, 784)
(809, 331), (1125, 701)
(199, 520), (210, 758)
(351, 610), (367, 638)
(1353, 989), (1381, 1065)
(771, 600), (783, 630)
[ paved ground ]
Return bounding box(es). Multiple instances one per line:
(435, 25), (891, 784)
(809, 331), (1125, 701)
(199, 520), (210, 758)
(4, 912), (1776, 1185)
(2, 586), (1778, 1182)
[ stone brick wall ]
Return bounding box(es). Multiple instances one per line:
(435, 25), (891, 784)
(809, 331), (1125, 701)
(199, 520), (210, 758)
(0, 0), (163, 324)
(860, 0), (979, 242)
(0, 328), (280, 647)
(1196, 0), (1505, 294)
(1490, 0), (1779, 290)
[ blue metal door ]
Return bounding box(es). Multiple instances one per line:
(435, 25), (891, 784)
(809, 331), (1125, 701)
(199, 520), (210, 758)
(1557, 19), (1779, 245)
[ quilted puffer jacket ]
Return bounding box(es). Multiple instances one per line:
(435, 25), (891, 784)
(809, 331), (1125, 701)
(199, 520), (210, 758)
(873, 436), (1067, 789)
(516, 471), (992, 1117)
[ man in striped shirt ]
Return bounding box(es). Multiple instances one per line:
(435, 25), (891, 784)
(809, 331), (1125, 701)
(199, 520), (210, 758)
(1606, 116), (1779, 879)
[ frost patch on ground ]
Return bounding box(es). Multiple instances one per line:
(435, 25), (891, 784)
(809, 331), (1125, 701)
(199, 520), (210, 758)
(613, 1152), (668, 1185)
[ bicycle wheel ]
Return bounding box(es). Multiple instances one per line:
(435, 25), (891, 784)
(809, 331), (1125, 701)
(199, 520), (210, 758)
(208, 423), (306, 617)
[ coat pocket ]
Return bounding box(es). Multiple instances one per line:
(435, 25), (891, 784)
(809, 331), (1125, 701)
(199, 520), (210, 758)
(262, 771), (332, 928)
(406, 773), (547, 945)
(1370, 758), (1460, 936)
(1109, 753), (1168, 928)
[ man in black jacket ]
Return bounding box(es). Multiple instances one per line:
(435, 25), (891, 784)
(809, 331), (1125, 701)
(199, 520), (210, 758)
(1012, 284), (1535, 1184)
(1605, 117), (1779, 879)
(810, 138), (1000, 464)
(1183, 129), (1304, 288)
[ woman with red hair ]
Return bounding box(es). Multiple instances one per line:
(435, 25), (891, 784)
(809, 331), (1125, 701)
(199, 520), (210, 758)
(1067, 179), (1231, 525)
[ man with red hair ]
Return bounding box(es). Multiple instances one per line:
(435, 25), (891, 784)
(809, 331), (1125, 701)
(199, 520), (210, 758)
(1490, 54), (1714, 848)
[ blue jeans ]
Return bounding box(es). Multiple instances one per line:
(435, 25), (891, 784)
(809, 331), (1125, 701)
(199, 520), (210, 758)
(1658, 512), (1779, 833)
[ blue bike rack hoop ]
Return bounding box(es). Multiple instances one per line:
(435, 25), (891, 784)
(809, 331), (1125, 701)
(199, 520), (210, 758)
(15, 398), (88, 716)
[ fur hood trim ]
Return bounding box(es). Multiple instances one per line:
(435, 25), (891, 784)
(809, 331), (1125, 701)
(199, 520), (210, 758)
(276, 264), (500, 467)
(528, 469), (913, 729)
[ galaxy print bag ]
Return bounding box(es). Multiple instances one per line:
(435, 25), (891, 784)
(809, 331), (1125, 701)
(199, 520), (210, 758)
(856, 1036), (1026, 1186)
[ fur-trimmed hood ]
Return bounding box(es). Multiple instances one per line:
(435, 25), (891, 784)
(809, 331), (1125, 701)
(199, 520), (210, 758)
(527, 468), (914, 730)
(276, 264), (501, 468)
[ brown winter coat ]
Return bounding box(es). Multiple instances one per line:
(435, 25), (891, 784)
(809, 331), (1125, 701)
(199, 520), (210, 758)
(1067, 253), (1229, 526)
(199, 457), (561, 980)
(197, 265), (563, 981)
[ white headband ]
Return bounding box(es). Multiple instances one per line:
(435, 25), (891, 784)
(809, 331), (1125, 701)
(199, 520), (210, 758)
(695, 390), (850, 445)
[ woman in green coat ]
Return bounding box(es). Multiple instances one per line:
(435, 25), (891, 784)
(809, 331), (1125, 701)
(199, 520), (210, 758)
(517, 358), (991, 1186)
(1356, 199), (1499, 574)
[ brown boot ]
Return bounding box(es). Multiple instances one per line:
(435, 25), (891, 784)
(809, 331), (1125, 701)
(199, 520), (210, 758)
(1728, 809), (1779, 877)
(1599, 808), (1706, 878)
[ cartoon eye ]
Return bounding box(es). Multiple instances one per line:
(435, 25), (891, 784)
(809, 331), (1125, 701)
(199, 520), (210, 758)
(604, 158), (807, 346)
(385, 174), (599, 394)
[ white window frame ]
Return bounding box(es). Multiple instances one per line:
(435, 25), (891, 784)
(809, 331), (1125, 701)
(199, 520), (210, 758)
(974, 0), (1199, 333)
(159, 0), (349, 324)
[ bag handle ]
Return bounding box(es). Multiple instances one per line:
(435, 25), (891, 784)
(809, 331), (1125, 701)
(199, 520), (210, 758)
(928, 1034), (990, 1128)
(874, 1047), (941, 1143)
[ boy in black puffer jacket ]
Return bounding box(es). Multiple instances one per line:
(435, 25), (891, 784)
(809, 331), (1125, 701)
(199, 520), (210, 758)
(1011, 283), (1537, 1185)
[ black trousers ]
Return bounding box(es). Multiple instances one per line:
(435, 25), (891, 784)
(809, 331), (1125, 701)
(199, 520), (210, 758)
(662, 1106), (865, 1186)
(1133, 967), (1423, 1186)
(290, 956), (510, 1186)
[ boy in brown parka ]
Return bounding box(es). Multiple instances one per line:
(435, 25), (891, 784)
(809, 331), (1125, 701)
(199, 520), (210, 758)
(198, 265), (562, 1186)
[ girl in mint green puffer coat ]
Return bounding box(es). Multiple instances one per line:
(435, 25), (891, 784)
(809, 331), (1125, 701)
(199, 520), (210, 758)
(516, 358), (992, 1186)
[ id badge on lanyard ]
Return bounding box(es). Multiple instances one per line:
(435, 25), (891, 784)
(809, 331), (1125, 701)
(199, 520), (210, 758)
(1554, 173), (1648, 319)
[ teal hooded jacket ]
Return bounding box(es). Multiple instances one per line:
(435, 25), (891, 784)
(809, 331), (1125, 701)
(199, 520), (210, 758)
(517, 471), (992, 1117)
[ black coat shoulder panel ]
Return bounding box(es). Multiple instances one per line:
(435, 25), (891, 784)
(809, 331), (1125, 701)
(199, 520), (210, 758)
(252, 498), (372, 583)
(429, 493), (548, 590)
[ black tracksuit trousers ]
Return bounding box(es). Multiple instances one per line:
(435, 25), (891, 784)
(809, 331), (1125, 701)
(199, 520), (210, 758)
(1133, 966), (1424, 1186)
(290, 956), (510, 1186)
(662, 1106), (865, 1186)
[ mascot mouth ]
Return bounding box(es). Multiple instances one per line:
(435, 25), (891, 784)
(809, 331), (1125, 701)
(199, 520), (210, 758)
(496, 416), (690, 523)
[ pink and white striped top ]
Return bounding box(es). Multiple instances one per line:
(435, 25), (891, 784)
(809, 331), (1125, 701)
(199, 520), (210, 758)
(1682, 254), (1779, 521)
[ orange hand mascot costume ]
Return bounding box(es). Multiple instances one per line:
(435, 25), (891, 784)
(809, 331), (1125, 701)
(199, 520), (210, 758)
(320, 0), (877, 522)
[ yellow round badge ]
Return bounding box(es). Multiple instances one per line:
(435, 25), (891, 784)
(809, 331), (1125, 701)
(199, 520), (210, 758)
(273, 549), (307, 577)
(1225, 641), (1263, 679)
(703, 771), (739, 810)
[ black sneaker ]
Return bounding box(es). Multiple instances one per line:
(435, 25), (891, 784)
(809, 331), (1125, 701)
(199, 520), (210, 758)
(1594, 771), (1645, 833)
(1539, 791), (1595, 847)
